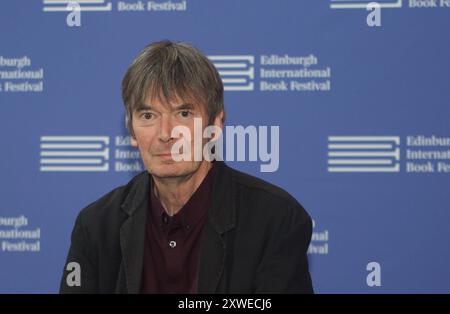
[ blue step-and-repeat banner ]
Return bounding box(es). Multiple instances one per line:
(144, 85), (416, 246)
(1, 0), (449, 293)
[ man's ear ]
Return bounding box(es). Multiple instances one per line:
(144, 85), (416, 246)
(131, 135), (138, 147)
(127, 115), (138, 147)
(206, 110), (224, 143)
(213, 109), (224, 130)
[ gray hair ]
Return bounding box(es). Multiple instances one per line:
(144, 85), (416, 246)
(121, 40), (225, 138)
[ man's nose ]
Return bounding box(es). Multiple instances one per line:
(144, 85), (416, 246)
(158, 115), (173, 142)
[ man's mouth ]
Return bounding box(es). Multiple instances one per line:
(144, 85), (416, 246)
(155, 152), (179, 158)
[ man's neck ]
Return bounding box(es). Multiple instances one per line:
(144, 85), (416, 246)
(151, 161), (212, 216)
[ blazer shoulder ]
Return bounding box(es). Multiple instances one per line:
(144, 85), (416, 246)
(76, 171), (147, 225)
(228, 166), (311, 223)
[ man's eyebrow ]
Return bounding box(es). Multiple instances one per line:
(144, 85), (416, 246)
(134, 102), (196, 113)
(134, 104), (154, 112)
(173, 103), (196, 111)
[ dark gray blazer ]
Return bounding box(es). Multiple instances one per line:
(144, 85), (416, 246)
(59, 161), (313, 294)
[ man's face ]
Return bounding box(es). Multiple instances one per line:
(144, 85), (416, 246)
(130, 94), (220, 179)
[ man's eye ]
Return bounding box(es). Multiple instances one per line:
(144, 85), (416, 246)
(142, 113), (153, 120)
(179, 111), (191, 118)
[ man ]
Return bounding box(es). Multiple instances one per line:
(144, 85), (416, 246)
(60, 40), (313, 294)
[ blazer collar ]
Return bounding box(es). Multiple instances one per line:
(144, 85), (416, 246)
(119, 161), (237, 293)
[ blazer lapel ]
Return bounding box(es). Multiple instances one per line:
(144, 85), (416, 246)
(119, 172), (149, 294)
(196, 220), (226, 293)
(117, 162), (236, 294)
(196, 161), (236, 293)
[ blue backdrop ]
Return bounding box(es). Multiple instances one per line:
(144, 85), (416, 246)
(1, 0), (449, 293)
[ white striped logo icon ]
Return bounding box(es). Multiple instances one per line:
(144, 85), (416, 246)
(42, 0), (112, 12)
(208, 55), (255, 91)
(40, 136), (110, 172)
(330, 0), (402, 9)
(327, 136), (400, 172)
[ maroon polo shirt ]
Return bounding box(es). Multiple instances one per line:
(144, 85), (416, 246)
(140, 163), (215, 293)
